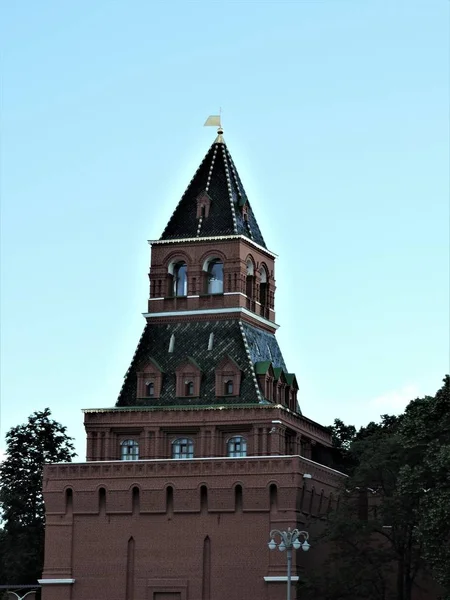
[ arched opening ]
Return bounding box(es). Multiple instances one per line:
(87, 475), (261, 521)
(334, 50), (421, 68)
(259, 266), (268, 317)
(145, 381), (155, 397)
(185, 381), (195, 396)
(121, 439), (139, 461)
(227, 436), (247, 457)
(235, 484), (243, 512)
(206, 259), (223, 294)
(166, 485), (174, 516)
(99, 487), (106, 516)
(172, 438), (194, 459)
(269, 483), (278, 513)
(173, 262), (188, 297)
(65, 488), (73, 515)
(246, 259), (255, 309)
(125, 536), (135, 600)
(132, 486), (140, 516)
(200, 485), (208, 514)
(202, 536), (211, 600)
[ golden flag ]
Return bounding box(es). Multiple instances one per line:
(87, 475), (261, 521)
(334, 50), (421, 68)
(204, 115), (221, 127)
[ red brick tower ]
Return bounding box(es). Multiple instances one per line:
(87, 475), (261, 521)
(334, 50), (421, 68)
(41, 125), (344, 600)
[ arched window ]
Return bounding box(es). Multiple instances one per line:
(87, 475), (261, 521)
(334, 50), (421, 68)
(173, 262), (188, 297)
(172, 438), (194, 459)
(260, 266), (268, 306)
(207, 259), (223, 294)
(200, 485), (208, 514)
(224, 380), (234, 395)
(99, 487), (106, 515)
(235, 484), (243, 512)
(227, 436), (247, 457)
(121, 439), (139, 461)
(65, 488), (73, 514)
(166, 485), (174, 515)
(270, 483), (278, 513)
(246, 260), (254, 299)
(185, 381), (195, 396)
(132, 486), (140, 515)
(146, 381), (155, 397)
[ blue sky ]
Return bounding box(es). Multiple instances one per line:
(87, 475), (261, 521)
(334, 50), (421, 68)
(1, 0), (448, 459)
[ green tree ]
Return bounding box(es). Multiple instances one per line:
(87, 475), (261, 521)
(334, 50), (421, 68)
(0, 408), (76, 584)
(328, 418), (357, 474)
(305, 377), (450, 600)
(397, 376), (450, 597)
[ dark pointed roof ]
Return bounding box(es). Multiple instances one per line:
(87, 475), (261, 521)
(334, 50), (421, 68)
(160, 132), (267, 248)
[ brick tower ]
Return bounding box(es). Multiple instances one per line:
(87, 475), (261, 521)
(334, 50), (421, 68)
(40, 125), (344, 600)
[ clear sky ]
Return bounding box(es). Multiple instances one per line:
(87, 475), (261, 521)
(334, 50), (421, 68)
(1, 0), (448, 460)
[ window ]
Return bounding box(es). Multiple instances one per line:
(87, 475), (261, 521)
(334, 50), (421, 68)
(146, 381), (155, 397)
(185, 381), (194, 396)
(246, 259), (254, 299)
(207, 260), (223, 294)
(172, 438), (194, 459)
(224, 380), (234, 395)
(121, 439), (139, 461)
(227, 436), (247, 457)
(260, 266), (268, 306)
(173, 262), (187, 297)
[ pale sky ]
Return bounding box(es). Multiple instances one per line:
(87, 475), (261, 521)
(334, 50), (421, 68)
(1, 0), (449, 459)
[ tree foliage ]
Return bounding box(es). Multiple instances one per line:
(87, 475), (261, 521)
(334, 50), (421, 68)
(0, 408), (76, 584)
(302, 376), (450, 600)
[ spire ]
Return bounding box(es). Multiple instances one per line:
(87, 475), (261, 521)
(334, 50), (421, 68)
(160, 126), (266, 248)
(215, 126), (225, 144)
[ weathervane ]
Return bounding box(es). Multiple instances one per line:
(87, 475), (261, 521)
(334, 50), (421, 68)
(204, 110), (224, 143)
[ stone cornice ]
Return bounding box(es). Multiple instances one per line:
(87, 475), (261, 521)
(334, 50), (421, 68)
(143, 307), (279, 331)
(149, 235), (277, 259)
(45, 455), (346, 486)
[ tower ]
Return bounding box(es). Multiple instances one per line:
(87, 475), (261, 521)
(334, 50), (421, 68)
(41, 125), (343, 600)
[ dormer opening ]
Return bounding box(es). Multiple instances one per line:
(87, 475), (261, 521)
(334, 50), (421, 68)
(224, 380), (234, 395)
(196, 191), (211, 219)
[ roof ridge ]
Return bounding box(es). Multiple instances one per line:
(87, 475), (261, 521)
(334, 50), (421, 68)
(221, 144), (238, 235)
(160, 141), (217, 240)
(239, 321), (264, 403)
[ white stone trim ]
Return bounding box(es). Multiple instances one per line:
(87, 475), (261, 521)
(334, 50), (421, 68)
(38, 579), (75, 585)
(148, 297), (165, 301)
(264, 576), (299, 582)
(50, 454), (348, 478)
(148, 235), (278, 259)
(143, 307), (279, 329)
(223, 292), (247, 297)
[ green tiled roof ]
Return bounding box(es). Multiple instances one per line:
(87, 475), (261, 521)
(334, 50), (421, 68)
(254, 360), (272, 375)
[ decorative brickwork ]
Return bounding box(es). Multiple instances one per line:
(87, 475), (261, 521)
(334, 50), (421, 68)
(42, 131), (342, 600)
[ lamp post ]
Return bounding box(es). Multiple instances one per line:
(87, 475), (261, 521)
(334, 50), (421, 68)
(268, 527), (310, 600)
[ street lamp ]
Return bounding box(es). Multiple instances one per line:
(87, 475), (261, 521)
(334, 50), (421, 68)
(268, 527), (310, 600)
